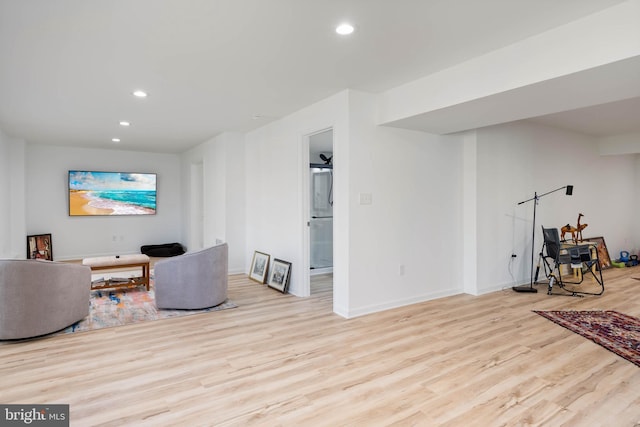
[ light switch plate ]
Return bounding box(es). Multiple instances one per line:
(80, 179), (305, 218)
(359, 193), (373, 205)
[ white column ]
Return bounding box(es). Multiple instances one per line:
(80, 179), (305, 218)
(462, 131), (478, 295)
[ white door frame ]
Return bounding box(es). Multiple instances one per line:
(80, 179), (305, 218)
(301, 127), (333, 298)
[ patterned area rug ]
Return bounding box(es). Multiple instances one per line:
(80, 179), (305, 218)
(61, 285), (237, 335)
(533, 310), (640, 367)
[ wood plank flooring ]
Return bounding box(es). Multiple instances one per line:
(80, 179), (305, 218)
(2, 268), (640, 426)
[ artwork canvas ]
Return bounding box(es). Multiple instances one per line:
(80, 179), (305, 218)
(268, 259), (292, 293)
(249, 251), (270, 283)
(27, 234), (53, 261)
(584, 236), (611, 269)
(69, 170), (156, 216)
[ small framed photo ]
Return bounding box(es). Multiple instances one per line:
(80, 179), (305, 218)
(27, 233), (53, 261)
(249, 251), (270, 283)
(268, 259), (292, 293)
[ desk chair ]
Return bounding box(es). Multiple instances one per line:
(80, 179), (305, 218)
(540, 226), (604, 297)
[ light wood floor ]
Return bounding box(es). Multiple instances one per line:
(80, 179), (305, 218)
(2, 268), (640, 426)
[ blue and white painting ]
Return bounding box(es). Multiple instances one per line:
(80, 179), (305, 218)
(69, 171), (157, 216)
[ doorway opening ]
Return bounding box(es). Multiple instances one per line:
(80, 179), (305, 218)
(309, 129), (333, 295)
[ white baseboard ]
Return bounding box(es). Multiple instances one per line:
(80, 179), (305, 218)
(343, 287), (462, 319)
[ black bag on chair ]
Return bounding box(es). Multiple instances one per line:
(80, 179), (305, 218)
(140, 243), (185, 257)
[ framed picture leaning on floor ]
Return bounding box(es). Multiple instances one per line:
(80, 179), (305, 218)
(583, 236), (611, 269)
(268, 259), (291, 293)
(27, 233), (53, 261)
(249, 251), (270, 283)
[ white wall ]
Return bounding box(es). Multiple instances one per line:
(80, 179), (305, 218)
(346, 91), (464, 316)
(9, 138), (26, 259)
(245, 90), (464, 318)
(245, 91), (350, 313)
(223, 133), (247, 273)
(181, 132), (246, 274)
(0, 129), (12, 257)
(462, 131), (478, 294)
(181, 143), (204, 252)
(634, 154), (640, 248)
(0, 129), (26, 258)
(474, 121), (636, 292)
(25, 144), (182, 260)
(598, 132), (640, 155)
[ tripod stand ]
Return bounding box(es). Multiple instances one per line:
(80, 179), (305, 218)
(533, 248), (544, 284)
(513, 185), (573, 293)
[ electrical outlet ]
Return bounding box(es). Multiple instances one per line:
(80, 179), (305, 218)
(399, 264), (405, 276)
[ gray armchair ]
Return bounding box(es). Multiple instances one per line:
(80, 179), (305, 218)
(0, 260), (91, 340)
(154, 243), (228, 309)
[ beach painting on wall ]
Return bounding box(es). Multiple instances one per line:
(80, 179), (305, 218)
(69, 170), (157, 216)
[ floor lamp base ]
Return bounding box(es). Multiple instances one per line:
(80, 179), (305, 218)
(512, 285), (538, 293)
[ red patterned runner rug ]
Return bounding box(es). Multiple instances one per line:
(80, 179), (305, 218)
(533, 310), (640, 367)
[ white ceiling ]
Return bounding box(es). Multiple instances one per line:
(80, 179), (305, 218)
(527, 96), (640, 137)
(0, 0), (635, 153)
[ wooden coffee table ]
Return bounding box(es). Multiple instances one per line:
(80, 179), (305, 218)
(83, 254), (150, 291)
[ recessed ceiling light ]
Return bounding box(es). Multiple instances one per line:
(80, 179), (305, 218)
(132, 90), (147, 98)
(119, 121), (130, 126)
(336, 23), (355, 35)
(112, 138), (121, 143)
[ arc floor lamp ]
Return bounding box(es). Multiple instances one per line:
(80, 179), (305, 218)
(513, 185), (573, 293)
